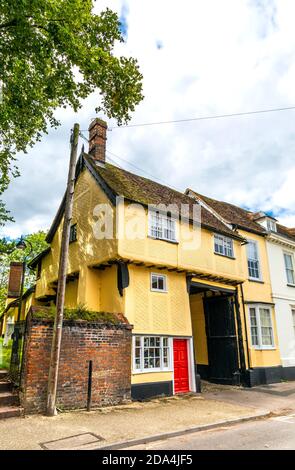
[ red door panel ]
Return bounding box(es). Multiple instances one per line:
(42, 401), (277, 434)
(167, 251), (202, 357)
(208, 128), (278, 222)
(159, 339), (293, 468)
(173, 339), (189, 393)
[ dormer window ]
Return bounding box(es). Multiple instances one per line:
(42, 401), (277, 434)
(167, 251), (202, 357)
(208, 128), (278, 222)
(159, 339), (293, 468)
(253, 212), (277, 232)
(266, 219), (277, 232)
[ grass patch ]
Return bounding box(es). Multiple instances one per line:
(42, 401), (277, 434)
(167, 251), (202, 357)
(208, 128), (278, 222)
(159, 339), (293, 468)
(0, 338), (12, 370)
(32, 305), (121, 324)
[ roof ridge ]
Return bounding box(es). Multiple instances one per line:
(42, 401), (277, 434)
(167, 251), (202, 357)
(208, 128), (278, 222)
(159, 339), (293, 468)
(85, 153), (189, 201)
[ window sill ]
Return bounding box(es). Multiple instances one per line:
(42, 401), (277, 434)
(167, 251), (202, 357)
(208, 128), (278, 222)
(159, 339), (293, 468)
(132, 369), (173, 375)
(251, 346), (276, 351)
(148, 235), (179, 245)
(287, 284), (295, 288)
(214, 252), (235, 260)
(248, 278), (264, 284)
(150, 289), (168, 293)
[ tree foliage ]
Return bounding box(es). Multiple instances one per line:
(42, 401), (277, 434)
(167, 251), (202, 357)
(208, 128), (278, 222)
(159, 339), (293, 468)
(0, 231), (48, 314)
(0, 0), (143, 223)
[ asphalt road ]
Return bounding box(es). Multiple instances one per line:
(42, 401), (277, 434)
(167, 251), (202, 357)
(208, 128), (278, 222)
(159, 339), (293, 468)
(125, 414), (295, 450)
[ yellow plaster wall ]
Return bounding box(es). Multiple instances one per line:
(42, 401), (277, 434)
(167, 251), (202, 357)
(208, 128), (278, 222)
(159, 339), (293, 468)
(64, 279), (78, 309)
(131, 371), (173, 384)
(35, 169), (118, 299)
(125, 265), (192, 336)
(118, 204), (245, 282)
(190, 293), (208, 365)
(99, 265), (125, 313)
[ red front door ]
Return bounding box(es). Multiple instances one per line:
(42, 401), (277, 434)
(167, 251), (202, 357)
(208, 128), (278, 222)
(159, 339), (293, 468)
(173, 339), (190, 393)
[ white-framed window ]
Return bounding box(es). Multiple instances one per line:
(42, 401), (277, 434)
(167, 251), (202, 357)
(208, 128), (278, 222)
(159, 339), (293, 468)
(247, 240), (261, 280)
(284, 252), (295, 285)
(133, 336), (172, 372)
(249, 305), (275, 349)
(214, 234), (234, 258)
(151, 273), (167, 292)
(148, 210), (177, 242)
(266, 219), (277, 232)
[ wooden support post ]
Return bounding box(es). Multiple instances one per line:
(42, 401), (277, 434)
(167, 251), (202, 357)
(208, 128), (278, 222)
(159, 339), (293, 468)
(46, 123), (80, 416)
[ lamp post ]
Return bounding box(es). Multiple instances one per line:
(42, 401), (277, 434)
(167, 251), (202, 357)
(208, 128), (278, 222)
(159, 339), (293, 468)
(9, 236), (33, 381)
(14, 236), (33, 322)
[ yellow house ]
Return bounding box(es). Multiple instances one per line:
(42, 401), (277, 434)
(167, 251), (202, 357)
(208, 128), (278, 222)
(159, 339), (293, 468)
(186, 189), (282, 386)
(2, 118), (284, 398)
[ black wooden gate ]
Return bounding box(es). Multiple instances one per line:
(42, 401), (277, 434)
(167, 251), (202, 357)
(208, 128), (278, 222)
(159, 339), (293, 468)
(203, 295), (240, 385)
(9, 321), (26, 386)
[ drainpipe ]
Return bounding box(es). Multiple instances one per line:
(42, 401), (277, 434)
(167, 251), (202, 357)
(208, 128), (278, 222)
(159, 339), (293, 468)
(187, 276), (201, 393)
(234, 289), (246, 377)
(239, 283), (251, 370)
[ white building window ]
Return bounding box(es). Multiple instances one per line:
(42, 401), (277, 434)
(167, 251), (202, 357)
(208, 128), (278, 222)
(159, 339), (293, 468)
(284, 253), (295, 285)
(249, 305), (274, 349)
(149, 211), (177, 242)
(247, 240), (261, 280)
(214, 234), (234, 258)
(133, 336), (171, 372)
(266, 219), (277, 232)
(151, 273), (167, 292)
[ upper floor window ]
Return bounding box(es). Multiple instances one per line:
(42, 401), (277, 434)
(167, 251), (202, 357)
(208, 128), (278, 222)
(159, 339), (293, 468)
(214, 234), (234, 258)
(249, 305), (274, 349)
(284, 252), (295, 285)
(151, 273), (167, 292)
(266, 219), (277, 232)
(69, 224), (77, 243)
(247, 240), (261, 280)
(148, 211), (177, 242)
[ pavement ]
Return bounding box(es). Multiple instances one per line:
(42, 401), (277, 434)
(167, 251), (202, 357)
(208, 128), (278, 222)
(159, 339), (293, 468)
(0, 381), (295, 450)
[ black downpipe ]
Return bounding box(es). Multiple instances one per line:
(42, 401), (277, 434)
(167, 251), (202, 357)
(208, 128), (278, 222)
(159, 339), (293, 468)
(239, 283), (251, 369)
(234, 289), (246, 375)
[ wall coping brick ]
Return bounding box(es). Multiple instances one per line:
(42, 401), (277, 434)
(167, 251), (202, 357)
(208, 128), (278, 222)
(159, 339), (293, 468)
(30, 318), (133, 331)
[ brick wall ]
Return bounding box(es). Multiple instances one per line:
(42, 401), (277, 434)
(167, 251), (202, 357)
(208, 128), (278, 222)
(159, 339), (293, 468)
(20, 314), (132, 414)
(7, 262), (23, 298)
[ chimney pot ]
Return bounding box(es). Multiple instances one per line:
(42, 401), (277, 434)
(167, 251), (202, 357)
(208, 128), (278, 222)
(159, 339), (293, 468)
(88, 118), (107, 163)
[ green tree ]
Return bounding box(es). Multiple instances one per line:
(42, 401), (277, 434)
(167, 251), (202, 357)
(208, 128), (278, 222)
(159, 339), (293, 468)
(0, 231), (48, 314)
(0, 0), (143, 223)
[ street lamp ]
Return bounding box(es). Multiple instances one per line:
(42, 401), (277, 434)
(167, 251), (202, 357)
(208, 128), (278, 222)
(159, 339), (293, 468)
(8, 236), (33, 382)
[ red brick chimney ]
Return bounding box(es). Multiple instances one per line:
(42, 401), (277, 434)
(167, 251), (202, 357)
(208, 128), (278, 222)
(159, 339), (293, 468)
(88, 118), (107, 163)
(7, 262), (23, 298)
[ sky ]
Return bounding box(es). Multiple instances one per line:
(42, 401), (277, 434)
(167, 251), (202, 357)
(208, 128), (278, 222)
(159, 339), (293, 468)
(2, 0), (295, 238)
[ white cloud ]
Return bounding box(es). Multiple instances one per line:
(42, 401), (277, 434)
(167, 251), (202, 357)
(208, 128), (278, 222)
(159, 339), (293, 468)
(2, 0), (295, 238)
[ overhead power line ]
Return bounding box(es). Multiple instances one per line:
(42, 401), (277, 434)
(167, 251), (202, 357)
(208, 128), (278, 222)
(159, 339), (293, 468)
(108, 105), (295, 130)
(106, 149), (182, 193)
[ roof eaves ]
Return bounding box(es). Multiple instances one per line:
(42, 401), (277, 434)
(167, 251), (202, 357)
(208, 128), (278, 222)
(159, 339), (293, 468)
(83, 154), (117, 205)
(28, 248), (51, 269)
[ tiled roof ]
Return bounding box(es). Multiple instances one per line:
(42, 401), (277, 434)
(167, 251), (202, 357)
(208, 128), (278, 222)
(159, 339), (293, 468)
(276, 224), (295, 242)
(83, 154), (243, 240)
(187, 189), (266, 235)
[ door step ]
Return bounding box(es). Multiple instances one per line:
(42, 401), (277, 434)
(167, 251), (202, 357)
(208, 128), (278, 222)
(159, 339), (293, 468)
(0, 391), (19, 407)
(0, 370), (8, 380)
(0, 380), (12, 392)
(0, 406), (21, 419)
(0, 370), (22, 419)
